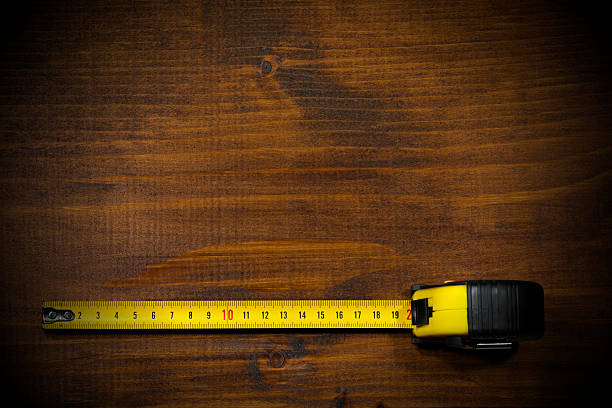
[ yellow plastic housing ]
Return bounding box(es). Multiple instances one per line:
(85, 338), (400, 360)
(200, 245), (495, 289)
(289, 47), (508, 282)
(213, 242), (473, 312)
(411, 284), (469, 338)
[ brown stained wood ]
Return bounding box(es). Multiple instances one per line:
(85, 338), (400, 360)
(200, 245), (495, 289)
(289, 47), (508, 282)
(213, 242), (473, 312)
(1, 0), (611, 407)
(110, 241), (412, 293)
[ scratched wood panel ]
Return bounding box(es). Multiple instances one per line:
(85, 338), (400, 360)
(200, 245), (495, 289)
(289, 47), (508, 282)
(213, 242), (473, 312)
(1, 0), (611, 406)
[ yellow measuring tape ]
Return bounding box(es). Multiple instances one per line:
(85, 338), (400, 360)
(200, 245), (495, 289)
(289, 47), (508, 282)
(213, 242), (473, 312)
(42, 300), (413, 330)
(42, 281), (545, 350)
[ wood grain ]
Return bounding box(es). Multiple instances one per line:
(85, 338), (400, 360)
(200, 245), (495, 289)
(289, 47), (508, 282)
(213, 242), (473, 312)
(1, 0), (611, 406)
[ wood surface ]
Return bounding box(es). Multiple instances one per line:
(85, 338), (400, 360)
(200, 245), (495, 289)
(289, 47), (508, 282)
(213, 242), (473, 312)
(1, 0), (611, 406)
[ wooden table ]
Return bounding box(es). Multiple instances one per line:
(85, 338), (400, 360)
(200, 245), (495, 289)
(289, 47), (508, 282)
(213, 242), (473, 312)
(1, 1), (611, 406)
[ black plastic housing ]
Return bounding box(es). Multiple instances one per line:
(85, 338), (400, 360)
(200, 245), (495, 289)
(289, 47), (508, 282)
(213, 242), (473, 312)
(410, 280), (545, 349)
(467, 280), (544, 342)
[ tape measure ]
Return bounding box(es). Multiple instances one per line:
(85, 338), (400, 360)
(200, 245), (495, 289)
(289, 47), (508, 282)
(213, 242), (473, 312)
(42, 280), (545, 350)
(42, 300), (412, 330)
